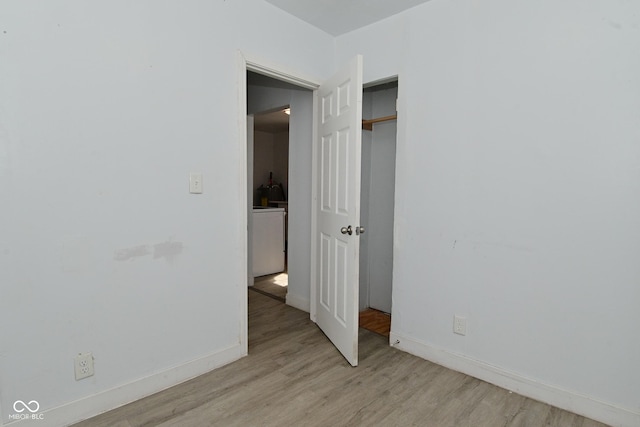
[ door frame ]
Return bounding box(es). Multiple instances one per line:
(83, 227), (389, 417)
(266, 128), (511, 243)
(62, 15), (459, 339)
(237, 51), (320, 355)
(237, 51), (403, 355)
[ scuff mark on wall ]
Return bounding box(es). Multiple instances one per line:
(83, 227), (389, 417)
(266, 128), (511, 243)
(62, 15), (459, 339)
(153, 241), (183, 263)
(114, 245), (151, 261)
(114, 240), (184, 262)
(0, 121), (13, 185)
(608, 20), (622, 30)
(470, 240), (534, 254)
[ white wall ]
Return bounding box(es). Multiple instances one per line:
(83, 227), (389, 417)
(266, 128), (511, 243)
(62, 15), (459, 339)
(253, 130), (288, 206)
(254, 131), (275, 204)
(273, 132), (290, 199)
(247, 80), (314, 312)
(0, 1), (332, 424)
(337, 1), (640, 425)
(3, 1), (638, 425)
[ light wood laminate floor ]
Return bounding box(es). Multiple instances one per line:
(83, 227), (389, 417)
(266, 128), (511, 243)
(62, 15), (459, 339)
(252, 272), (288, 302)
(73, 291), (607, 427)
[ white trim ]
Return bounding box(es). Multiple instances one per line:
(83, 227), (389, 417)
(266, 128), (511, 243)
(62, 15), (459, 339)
(246, 114), (255, 289)
(7, 345), (243, 427)
(389, 72), (403, 323)
(243, 52), (320, 90)
(389, 331), (640, 427)
(237, 51), (249, 358)
(285, 293), (310, 313)
(363, 74), (399, 89)
(238, 50), (320, 327)
(309, 89), (319, 323)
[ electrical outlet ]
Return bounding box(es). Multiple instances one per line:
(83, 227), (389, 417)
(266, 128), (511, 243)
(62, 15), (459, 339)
(453, 315), (467, 336)
(75, 352), (94, 380)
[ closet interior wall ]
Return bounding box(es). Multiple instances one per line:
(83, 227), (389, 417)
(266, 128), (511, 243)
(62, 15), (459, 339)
(359, 82), (398, 313)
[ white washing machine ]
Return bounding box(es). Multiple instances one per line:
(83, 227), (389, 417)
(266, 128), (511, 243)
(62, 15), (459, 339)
(252, 207), (285, 277)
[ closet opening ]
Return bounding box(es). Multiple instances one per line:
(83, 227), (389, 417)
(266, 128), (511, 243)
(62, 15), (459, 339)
(358, 79), (398, 339)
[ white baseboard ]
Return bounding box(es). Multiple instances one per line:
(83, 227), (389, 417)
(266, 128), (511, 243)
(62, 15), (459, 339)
(6, 344), (244, 427)
(389, 332), (639, 427)
(286, 293), (310, 313)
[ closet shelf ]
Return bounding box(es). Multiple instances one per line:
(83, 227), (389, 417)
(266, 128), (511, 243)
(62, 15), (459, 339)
(362, 114), (397, 131)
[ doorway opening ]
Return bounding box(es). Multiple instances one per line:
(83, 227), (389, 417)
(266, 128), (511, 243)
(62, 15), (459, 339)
(242, 54), (400, 365)
(246, 70), (313, 312)
(358, 79), (398, 339)
(251, 107), (290, 302)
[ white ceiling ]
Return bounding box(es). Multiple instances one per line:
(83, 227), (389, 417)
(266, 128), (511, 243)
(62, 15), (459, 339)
(264, 0), (432, 36)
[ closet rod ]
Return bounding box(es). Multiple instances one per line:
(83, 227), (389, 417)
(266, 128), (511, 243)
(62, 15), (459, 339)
(362, 114), (397, 131)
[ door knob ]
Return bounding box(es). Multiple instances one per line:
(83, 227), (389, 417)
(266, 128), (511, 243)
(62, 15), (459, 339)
(356, 226), (365, 235)
(340, 225), (353, 235)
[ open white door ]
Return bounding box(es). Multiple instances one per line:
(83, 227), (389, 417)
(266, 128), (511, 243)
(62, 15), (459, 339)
(313, 55), (363, 366)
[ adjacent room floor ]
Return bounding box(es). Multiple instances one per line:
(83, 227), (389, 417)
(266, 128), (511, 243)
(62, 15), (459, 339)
(252, 273), (393, 339)
(252, 272), (288, 302)
(73, 291), (606, 427)
(358, 308), (391, 338)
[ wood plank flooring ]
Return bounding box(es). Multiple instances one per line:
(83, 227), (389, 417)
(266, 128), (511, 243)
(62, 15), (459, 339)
(252, 272), (288, 302)
(359, 308), (391, 338)
(73, 291), (608, 427)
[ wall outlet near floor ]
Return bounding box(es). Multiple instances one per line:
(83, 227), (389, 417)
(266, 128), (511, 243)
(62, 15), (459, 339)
(453, 315), (467, 336)
(74, 352), (94, 380)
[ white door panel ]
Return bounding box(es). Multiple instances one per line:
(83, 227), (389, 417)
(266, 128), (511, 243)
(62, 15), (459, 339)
(314, 55), (363, 366)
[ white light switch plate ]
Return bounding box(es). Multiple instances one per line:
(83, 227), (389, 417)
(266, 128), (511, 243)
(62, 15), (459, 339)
(189, 173), (203, 194)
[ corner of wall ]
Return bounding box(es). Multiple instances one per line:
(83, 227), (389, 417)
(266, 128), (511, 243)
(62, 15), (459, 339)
(286, 293), (310, 313)
(389, 332), (640, 427)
